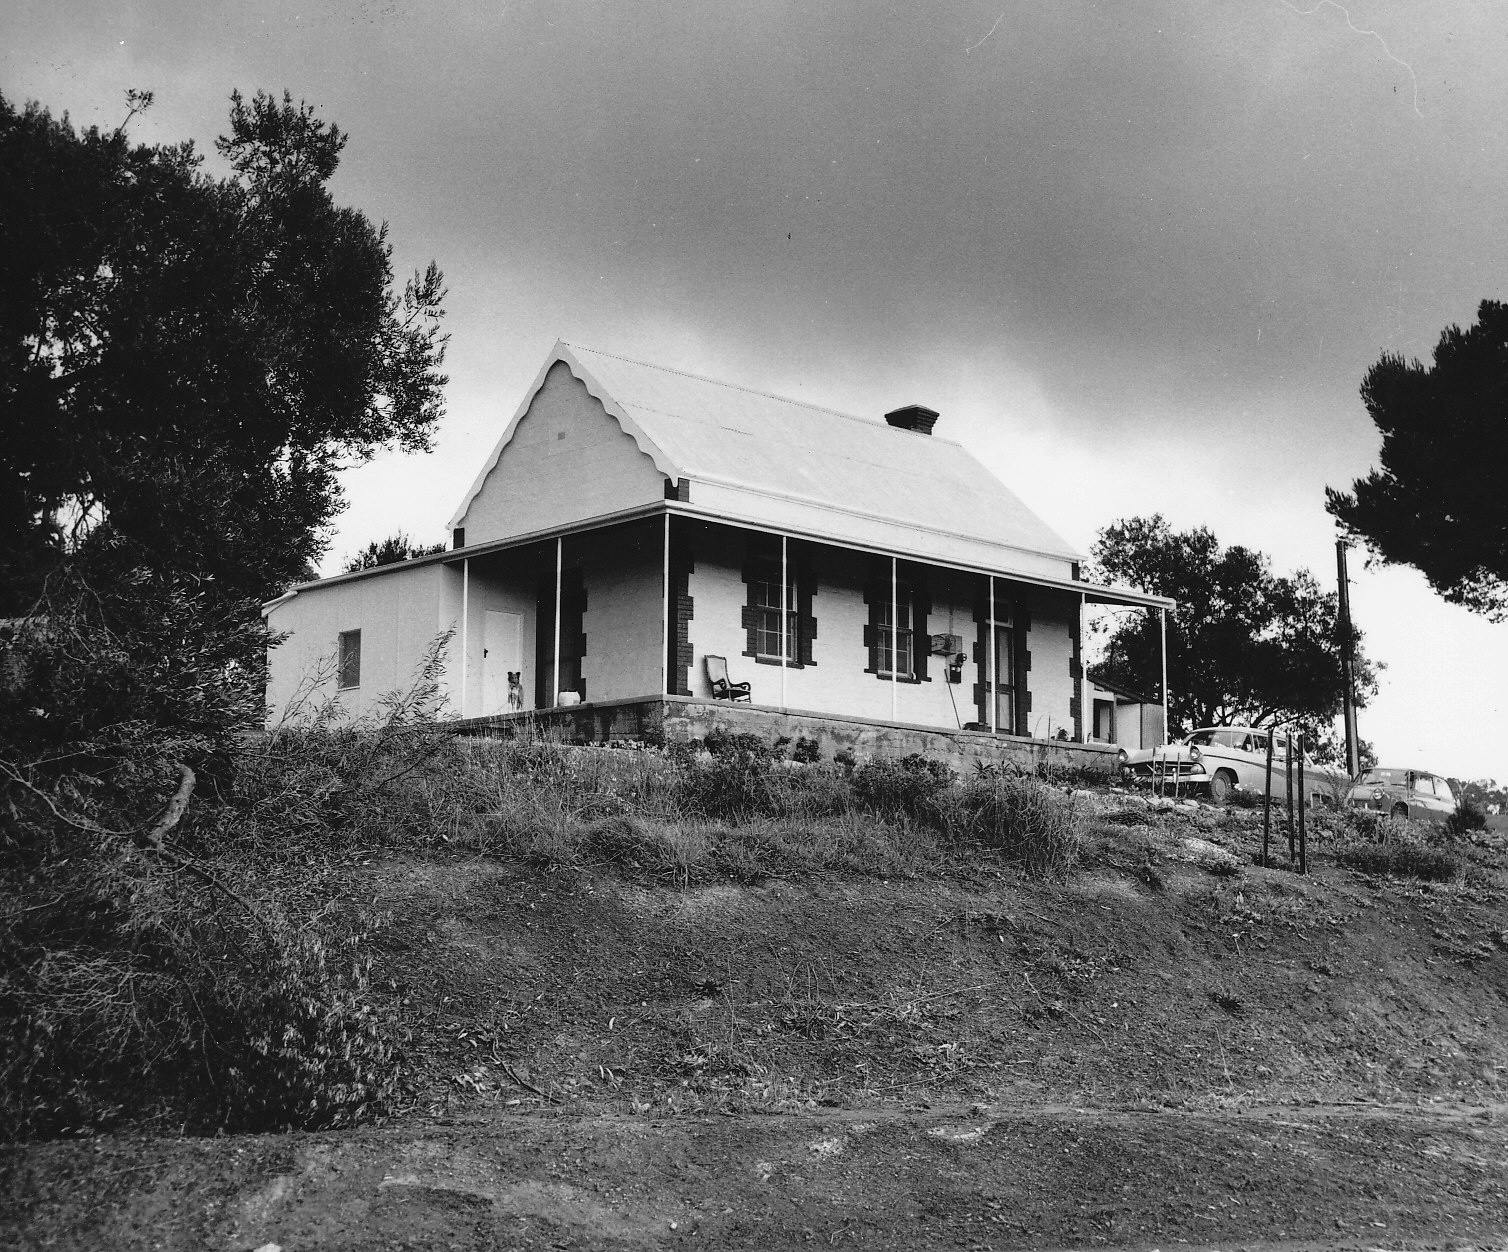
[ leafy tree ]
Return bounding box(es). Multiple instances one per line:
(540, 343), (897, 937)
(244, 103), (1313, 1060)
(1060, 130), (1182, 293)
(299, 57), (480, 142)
(0, 89), (447, 1136)
(1326, 300), (1508, 620)
(343, 531), (446, 574)
(0, 88), (448, 612)
(1088, 516), (1377, 753)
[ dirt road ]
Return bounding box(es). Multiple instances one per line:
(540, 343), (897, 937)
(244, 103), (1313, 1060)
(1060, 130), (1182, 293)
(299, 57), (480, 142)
(6, 1099), (1506, 1250)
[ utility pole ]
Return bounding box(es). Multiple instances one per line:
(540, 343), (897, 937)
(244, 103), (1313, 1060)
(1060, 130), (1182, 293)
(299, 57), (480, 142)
(1335, 539), (1360, 778)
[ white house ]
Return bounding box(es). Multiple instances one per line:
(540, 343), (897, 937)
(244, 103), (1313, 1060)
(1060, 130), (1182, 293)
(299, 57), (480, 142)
(265, 342), (1171, 757)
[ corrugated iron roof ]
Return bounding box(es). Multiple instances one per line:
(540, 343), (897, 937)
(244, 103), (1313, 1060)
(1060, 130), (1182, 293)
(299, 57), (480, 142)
(454, 341), (1081, 569)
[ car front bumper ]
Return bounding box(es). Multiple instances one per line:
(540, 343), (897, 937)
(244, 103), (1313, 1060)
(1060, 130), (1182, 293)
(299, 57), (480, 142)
(1122, 760), (1209, 785)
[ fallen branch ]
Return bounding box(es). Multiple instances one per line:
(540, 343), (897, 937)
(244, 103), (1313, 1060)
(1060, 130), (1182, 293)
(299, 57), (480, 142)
(0, 760), (132, 838)
(497, 1058), (560, 1103)
(150, 844), (274, 937)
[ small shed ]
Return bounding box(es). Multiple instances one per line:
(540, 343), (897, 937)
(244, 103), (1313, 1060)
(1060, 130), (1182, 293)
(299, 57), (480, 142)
(1086, 676), (1164, 751)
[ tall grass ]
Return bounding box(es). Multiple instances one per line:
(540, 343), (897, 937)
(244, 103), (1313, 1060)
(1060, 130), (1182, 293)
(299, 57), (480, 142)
(943, 774), (1081, 880)
(226, 724), (1083, 883)
(1333, 809), (1461, 882)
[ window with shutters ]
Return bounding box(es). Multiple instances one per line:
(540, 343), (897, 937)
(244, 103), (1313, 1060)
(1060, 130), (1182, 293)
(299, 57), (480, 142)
(742, 537), (817, 667)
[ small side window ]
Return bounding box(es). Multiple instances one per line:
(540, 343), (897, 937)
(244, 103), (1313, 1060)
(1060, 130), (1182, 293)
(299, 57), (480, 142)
(338, 629), (362, 690)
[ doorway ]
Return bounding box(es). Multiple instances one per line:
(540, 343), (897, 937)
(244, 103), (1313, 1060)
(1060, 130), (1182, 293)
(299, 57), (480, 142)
(993, 620), (1016, 733)
(482, 610), (523, 714)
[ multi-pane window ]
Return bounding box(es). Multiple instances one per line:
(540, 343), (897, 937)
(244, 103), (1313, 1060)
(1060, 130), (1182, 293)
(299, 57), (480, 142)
(748, 562), (798, 661)
(875, 590), (914, 678)
(338, 629), (362, 689)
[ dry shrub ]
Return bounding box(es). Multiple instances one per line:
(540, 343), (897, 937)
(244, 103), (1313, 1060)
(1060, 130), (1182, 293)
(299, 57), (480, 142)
(0, 617), (438, 1141)
(223, 922), (403, 1131)
(0, 866), (403, 1138)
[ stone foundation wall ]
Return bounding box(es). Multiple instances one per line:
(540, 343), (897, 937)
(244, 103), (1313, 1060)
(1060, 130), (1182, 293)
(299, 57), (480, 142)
(455, 696), (1120, 776)
(667, 699), (1117, 775)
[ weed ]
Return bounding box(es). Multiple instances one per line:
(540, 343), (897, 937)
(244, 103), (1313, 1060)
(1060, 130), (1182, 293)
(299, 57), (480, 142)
(585, 817), (707, 885)
(791, 736), (823, 764)
(1445, 799), (1489, 839)
(946, 774), (1079, 880)
(1337, 835), (1460, 882)
(675, 732), (784, 819)
(851, 754), (953, 824)
(1100, 808), (1155, 827)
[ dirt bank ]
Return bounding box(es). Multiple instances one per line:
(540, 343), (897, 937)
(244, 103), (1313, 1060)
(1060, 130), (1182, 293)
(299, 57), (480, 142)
(6, 1101), (1507, 1249)
(5, 789), (1507, 1249)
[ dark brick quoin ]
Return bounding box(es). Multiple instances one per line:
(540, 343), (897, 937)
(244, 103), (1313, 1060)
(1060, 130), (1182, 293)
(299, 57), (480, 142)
(668, 527), (694, 696)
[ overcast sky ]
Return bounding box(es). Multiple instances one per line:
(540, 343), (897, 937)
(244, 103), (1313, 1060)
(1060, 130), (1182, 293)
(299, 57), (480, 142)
(6, 0), (1505, 778)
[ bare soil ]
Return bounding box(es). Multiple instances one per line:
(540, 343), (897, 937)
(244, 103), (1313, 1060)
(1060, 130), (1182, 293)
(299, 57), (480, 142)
(5, 791), (1508, 1250)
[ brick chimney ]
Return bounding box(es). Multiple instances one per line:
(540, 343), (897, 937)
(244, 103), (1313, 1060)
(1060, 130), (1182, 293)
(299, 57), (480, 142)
(884, 404), (939, 435)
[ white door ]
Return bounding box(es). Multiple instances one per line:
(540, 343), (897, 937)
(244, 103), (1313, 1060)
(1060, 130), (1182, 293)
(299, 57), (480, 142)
(482, 610), (523, 713)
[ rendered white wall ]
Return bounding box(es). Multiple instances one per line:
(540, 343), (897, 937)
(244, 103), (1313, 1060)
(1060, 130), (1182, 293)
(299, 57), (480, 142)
(579, 522), (664, 703)
(457, 362), (668, 543)
(265, 562), (458, 723)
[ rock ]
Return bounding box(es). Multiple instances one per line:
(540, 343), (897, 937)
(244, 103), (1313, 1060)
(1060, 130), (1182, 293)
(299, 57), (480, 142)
(1175, 836), (1242, 872)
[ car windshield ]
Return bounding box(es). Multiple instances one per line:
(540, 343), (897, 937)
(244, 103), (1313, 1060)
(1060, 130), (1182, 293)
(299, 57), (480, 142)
(1358, 769), (1409, 786)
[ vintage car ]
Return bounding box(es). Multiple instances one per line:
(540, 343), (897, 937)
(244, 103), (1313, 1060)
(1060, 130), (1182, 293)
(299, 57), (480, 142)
(1345, 767), (1458, 824)
(1119, 726), (1350, 806)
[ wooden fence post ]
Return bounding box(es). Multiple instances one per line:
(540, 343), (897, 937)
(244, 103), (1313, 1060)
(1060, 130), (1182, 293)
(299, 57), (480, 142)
(1297, 733), (1308, 875)
(1285, 731), (1296, 862)
(1262, 732), (1275, 866)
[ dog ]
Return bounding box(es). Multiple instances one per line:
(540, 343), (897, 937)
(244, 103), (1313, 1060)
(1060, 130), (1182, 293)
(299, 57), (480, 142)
(507, 671), (524, 712)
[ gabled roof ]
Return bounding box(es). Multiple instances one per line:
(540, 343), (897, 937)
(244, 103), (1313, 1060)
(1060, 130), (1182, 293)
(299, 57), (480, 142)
(450, 341), (1081, 571)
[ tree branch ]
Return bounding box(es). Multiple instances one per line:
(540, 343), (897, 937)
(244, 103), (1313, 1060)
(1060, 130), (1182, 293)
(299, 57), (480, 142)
(148, 843), (272, 937)
(2, 759), (271, 936)
(141, 763), (195, 851)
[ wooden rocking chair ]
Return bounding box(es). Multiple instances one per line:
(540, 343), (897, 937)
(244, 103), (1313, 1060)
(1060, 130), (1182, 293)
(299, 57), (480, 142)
(705, 654), (751, 702)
